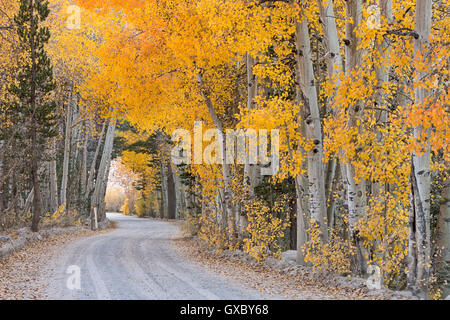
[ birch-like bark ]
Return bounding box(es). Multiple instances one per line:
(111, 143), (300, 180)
(49, 138), (58, 213)
(23, 188), (34, 216)
(71, 104), (81, 169)
(244, 53), (260, 196)
(293, 15), (328, 241)
(407, 192), (418, 287)
(91, 120), (116, 229)
(317, 0), (343, 80)
(408, 0), (433, 294)
(239, 53), (260, 236)
(85, 121), (107, 200)
(317, 0), (348, 231)
(326, 160), (341, 229)
(80, 127), (88, 196)
(372, 0), (393, 200)
(286, 128), (307, 264)
(98, 154), (112, 221)
(295, 175), (307, 264)
(374, 0), (393, 125)
(344, 0), (368, 274)
(60, 92), (74, 207)
(197, 72), (234, 232)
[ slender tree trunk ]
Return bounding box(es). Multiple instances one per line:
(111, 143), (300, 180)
(240, 53), (260, 236)
(23, 188), (34, 216)
(407, 191), (418, 288)
(85, 121), (107, 200)
(0, 140), (4, 213)
(374, 0), (393, 126)
(436, 179), (450, 297)
(408, 0), (433, 295)
(372, 0), (393, 198)
(159, 155), (168, 219)
(327, 160), (341, 229)
(286, 128), (307, 264)
(317, 0), (344, 209)
(293, 14), (328, 241)
(167, 159), (176, 219)
(98, 155), (112, 221)
(324, 158), (337, 228)
(197, 72), (234, 233)
(49, 138), (58, 213)
(295, 175), (307, 264)
(60, 92), (74, 207)
(71, 103), (81, 168)
(345, 0), (368, 274)
(317, 0), (343, 80)
(244, 53), (260, 196)
(91, 120), (116, 229)
(172, 162), (185, 219)
(80, 128), (88, 196)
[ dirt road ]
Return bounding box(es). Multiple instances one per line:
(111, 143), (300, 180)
(46, 213), (276, 300)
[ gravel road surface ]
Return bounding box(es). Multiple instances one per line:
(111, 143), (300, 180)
(46, 213), (277, 300)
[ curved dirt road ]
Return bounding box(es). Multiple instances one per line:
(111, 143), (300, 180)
(46, 213), (276, 300)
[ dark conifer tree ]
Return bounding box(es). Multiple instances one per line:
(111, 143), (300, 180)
(9, 0), (56, 232)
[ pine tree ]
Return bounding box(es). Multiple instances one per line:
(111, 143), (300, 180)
(9, 0), (57, 232)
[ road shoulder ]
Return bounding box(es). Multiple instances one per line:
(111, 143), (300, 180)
(0, 226), (112, 299)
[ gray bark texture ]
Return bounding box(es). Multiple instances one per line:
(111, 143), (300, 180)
(60, 92), (75, 207)
(293, 15), (328, 241)
(91, 120), (116, 229)
(408, 0), (433, 295)
(344, 0), (368, 275)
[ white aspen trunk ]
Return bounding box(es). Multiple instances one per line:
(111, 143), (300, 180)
(23, 188), (34, 215)
(159, 154), (168, 219)
(295, 175), (307, 264)
(317, 0), (343, 80)
(85, 121), (107, 200)
(286, 129), (307, 264)
(91, 120), (116, 229)
(317, 0), (344, 231)
(240, 53), (260, 237)
(407, 192), (418, 288)
(326, 160), (341, 229)
(369, 0), (394, 283)
(93, 207), (98, 230)
(244, 53), (260, 196)
(80, 127), (88, 196)
(293, 16), (328, 241)
(197, 72), (234, 233)
(374, 0), (393, 126)
(345, 0), (368, 274)
(409, 0), (433, 295)
(172, 162), (185, 219)
(60, 92), (74, 207)
(372, 0), (393, 196)
(324, 159), (337, 226)
(49, 138), (58, 213)
(71, 100), (81, 168)
(99, 154), (112, 221)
